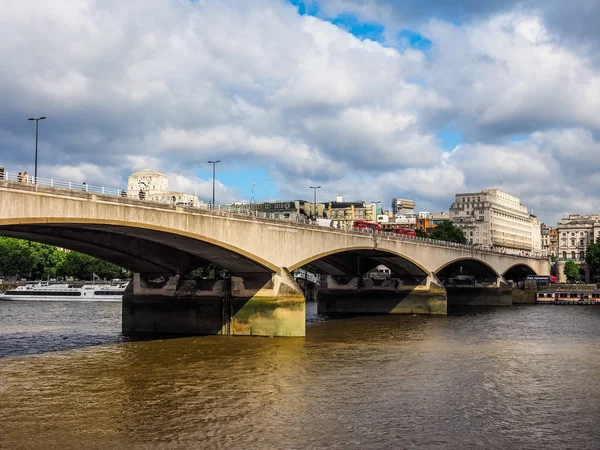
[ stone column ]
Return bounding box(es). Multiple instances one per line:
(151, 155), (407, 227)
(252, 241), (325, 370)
(445, 277), (513, 306)
(317, 274), (447, 315)
(122, 269), (305, 337)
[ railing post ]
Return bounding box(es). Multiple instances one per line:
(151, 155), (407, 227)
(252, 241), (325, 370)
(50, 179), (54, 187)
(102, 187), (105, 195)
(68, 181), (71, 190)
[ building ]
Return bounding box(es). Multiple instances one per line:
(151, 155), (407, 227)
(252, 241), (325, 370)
(127, 169), (169, 198)
(449, 189), (542, 255)
(127, 169), (203, 207)
(415, 212), (450, 233)
(555, 214), (600, 282)
(541, 223), (558, 259)
(327, 196), (375, 229)
(549, 227), (559, 260)
(391, 198), (415, 216)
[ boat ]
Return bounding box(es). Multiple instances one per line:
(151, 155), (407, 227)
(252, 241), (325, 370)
(536, 288), (600, 305)
(0, 281), (128, 302)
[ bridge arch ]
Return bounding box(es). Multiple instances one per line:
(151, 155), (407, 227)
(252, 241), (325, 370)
(435, 257), (500, 282)
(503, 263), (538, 281)
(0, 217), (278, 274)
(290, 247), (430, 278)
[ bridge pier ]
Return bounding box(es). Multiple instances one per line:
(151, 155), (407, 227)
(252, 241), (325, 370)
(122, 269), (305, 337)
(445, 278), (513, 307)
(316, 275), (447, 315)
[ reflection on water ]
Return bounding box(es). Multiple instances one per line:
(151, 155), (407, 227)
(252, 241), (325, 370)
(1, 301), (600, 449)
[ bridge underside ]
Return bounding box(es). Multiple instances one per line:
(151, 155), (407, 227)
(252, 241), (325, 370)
(0, 223), (271, 274)
(308, 250), (447, 316)
(0, 223), (305, 337)
(437, 259), (513, 307)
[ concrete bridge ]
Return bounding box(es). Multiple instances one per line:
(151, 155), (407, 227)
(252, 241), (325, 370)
(0, 181), (549, 337)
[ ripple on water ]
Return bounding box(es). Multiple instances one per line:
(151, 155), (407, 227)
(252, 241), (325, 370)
(1, 302), (600, 449)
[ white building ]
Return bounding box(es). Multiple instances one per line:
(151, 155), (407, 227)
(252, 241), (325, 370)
(449, 189), (542, 255)
(555, 214), (600, 282)
(127, 169), (203, 207)
(127, 169), (169, 198)
(391, 198), (415, 216)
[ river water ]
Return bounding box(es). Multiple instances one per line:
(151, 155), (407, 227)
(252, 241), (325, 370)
(1, 301), (599, 450)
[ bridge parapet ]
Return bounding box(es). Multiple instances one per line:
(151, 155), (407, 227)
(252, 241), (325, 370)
(0, 177), (548, 263)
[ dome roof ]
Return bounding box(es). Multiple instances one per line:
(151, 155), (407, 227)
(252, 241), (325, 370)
(128, 169), (167, 178)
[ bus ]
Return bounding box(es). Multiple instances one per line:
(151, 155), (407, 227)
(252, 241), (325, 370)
(352, 220), (381, 233)
(391, 227), (416, 237)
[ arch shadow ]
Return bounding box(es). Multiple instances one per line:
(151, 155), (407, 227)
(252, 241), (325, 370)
(0, 218), (276, 274)
(435, 257), (500, 287)
(503, 263), (538, 282)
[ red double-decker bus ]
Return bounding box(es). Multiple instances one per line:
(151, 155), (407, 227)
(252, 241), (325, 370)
(352, 220), (381, 233)
(392, 227), (416, 237)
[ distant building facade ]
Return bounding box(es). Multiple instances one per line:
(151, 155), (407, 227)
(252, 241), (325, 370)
(449, 189), (542, 255)
(391, 198), (415, 216)
(127, 169), (203, 207)
(555, 214), (600, 282)
(327, 196), (375, 228)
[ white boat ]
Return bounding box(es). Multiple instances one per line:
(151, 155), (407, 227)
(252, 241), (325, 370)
(0, 281), (128, 302)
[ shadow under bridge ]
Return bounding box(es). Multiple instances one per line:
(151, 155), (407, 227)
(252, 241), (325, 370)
(294, 249), (446, 316)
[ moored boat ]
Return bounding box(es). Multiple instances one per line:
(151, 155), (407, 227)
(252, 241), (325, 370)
(0, 281), (128, 302)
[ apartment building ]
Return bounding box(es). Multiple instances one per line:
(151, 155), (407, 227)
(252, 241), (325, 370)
(449, 189), (542, 254)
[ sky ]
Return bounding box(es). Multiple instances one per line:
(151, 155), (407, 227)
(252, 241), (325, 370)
(2, 0), (600, 224)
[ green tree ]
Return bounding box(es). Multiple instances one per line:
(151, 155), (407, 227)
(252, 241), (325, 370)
(564, 260), (581, 283)
(428, 221), (467, 244)
(0, 237), (39, 278)
(585, 240), (600, 277)
(415, 228), (428, 238)
(27, 241), (67, 279)
(0, 237), (128, 281)
(184, 263), (227, 280)
(56, 251), (127, 280)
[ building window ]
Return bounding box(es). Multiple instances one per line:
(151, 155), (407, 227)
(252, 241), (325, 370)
(571, 239), (575, 246)
(571, 251), (576, 260)
(563, 251), (567, 259)
(580, 251), (585, 260)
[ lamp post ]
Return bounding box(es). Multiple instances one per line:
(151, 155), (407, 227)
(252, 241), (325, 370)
(207, 160), (221, 209)
(309, 186), (321, 219)
(28, 116), (46, 183)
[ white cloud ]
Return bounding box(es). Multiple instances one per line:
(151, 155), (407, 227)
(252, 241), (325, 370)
(2, 0), (600, 226)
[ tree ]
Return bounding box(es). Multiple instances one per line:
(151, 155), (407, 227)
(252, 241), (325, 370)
(585, 241), (600, 277)
(428, 221), (467, 244)
(415, 228), (428, 238)
(564, 260), (581, 283)
(184, 263), (227, 280)
(0, 237), (39, 278)
(56, 251), (127, 280)
(0, 237), (128, 281)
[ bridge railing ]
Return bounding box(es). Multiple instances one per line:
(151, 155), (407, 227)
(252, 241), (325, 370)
(0, 170), (548, 260)
(1, 171), (122, 196)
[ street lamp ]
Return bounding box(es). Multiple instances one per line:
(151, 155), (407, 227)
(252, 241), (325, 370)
(28, 116), (46, 183)
(309, 186), (321, 219)
(207, 160), (221, 209)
